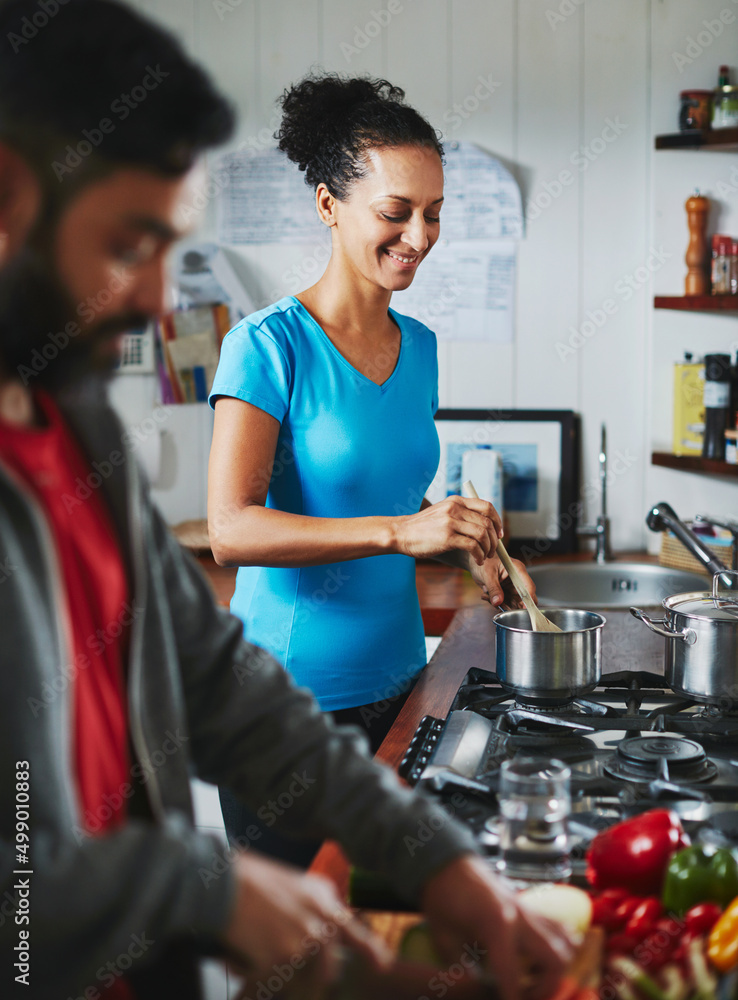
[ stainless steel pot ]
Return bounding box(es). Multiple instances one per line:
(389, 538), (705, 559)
(494, 608), (606, 703)
(630, 571), (738, 706)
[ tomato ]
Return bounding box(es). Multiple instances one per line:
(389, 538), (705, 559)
(655, 916), (682, 938)
(634, 928), (677, 972)
(606, 932), (639, 955)
(671, 928), (699, 963)
(614, 896), (643, 924)
(683, 902), (723, 935)
(591, 895), (622, 931)
(625, 897), (664, 939)
(599, 888), (634, 906)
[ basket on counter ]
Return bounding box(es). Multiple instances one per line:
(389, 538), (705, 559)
(658, 532), (734, 576)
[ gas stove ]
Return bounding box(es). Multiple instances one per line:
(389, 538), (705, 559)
(399, 668), (738, 880)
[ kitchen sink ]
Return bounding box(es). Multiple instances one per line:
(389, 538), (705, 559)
(528, 561), (709, 610)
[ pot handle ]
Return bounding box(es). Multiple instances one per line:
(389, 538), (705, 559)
(629, 607), (697, 645)
(713, 570), (738, 600)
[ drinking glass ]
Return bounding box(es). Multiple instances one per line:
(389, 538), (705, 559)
(496, 757), (571, 882)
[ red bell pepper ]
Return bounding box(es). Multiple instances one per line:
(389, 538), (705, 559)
(585, 810), (690, 896)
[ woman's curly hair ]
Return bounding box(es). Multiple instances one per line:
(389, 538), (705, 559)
(275, 73), (443, 199)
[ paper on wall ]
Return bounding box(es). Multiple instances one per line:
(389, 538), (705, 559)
(216, 148), (326, 245)
(441, 142), (523, 242)
(391, 240), (516, 342)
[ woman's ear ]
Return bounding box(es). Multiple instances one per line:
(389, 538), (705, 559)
(0, 144), (40, 267)
(315, 183), (337, 227)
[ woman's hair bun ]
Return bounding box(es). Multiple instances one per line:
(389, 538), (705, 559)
(275, 72), (442, 198)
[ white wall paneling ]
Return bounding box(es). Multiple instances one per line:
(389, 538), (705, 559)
(445, 0), (516, 408)
(108, 0), (738, 542)
(515, 0), (582, 411)
(578, 0), (650, 550)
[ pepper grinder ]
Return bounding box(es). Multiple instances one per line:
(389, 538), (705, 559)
(685, 190), (709, 295)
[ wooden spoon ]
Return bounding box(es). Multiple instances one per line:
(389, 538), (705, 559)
(464, 480), (562, 633)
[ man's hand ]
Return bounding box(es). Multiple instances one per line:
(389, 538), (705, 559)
(224, 852), (391, 994)
(421, 855), (574, 1000)
(469, 552), (537, 608)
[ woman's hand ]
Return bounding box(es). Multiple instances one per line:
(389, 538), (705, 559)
(469, 553), (537, 608)
(421, 855), (575, 1000)
(392, 495), (502, 565)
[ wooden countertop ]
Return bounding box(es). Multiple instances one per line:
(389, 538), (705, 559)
(194, 549), (666, 635)
(309, 602), (665, 897)
(196, 555), (486, 634)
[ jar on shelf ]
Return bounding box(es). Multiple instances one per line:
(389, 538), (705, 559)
(711, 234), (732, 294)
(679, 90), (712, 131)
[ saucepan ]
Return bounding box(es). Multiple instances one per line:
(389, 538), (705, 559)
(494, 608), (606, 704)
(630, 570), (738, 706)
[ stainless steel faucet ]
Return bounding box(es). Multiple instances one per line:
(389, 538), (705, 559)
(577, 423), (612, 563)
(694, 513), (738, 571)
(646, 501), (735, 588)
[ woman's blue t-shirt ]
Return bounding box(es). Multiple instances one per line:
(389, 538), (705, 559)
(208, 295), (440, 710)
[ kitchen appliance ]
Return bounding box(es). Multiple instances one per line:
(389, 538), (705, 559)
(399, 662), (738, 883)
(495, 608), (605, 701)
(631, 571), (738, 707)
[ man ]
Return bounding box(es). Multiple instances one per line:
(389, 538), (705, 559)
(0, 2), (572, 998)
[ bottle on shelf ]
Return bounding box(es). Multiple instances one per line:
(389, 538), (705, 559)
(673, 352), (705, 456)
(702, 353), (732, 460)
(712, 234), (733, 294)
(713, 65), (738, 130)
(685, 191), (709, 295)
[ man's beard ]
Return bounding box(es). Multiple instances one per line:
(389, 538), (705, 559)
(0, 244), (149, 391)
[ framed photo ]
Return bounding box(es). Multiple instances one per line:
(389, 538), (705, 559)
(428, 409), (580, 555)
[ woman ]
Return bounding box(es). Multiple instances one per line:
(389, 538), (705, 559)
(208, 74), (532, 857)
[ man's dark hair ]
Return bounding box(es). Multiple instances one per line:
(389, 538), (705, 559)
(0, 0), (235, 191)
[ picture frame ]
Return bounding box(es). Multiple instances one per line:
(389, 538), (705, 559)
(428, 409), (580, 556)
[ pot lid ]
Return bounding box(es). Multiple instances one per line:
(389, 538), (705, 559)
(666, 591), (738, 621)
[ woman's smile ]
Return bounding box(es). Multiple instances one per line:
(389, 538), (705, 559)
(384, 248), (422, 268)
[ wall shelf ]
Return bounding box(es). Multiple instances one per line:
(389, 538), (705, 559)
(652, 452), (738, 477)
(653, 130), (738, 484)
(655, 129), (738, 152)
(654, 295), (738, 311)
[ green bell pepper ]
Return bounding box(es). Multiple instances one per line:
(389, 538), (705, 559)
(662, 845), (738, 916)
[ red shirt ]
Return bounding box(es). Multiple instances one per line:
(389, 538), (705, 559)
(0, 391), (135, 999)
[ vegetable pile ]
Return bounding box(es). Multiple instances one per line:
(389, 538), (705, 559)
(583, 809), (738, 1000)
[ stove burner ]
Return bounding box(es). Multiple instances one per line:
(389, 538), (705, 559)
(513, 697), (578, 713)
(604, 736), (718, 785)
